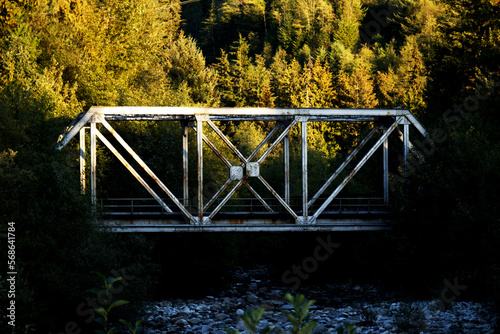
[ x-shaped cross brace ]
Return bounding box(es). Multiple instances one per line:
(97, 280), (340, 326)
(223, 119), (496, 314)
(193, 116), (299, 224)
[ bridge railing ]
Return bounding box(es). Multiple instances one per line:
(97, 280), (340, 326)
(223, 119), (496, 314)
(98, 197), (390, 217)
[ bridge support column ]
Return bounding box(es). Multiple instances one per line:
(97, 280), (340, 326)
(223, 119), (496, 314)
(302, 120), (308, 220)
(284, 130), (290, 205)
(182, 121), (189, 207)
(403, 121), (410, 174)
(90, 121), (97, 206)
(383, 128), (389, 205)
(196, 115), (207, 224)
(79, 127), (86, 194)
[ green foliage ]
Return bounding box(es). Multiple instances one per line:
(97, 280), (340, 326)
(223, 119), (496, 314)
(333, 0), (365, 50)
(164, 32), (218, 105)
(271, 0), (335, 57)
(89, 273), (144, 334)
(336, 320), (358, 334)
(0, 19), (158, 327)
(119, 319), (145, 334)
(225, 293), (316, 334)
(283, 293), (317, 334)
(240, 307), (271, 333)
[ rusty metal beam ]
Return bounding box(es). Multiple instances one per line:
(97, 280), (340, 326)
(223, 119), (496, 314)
(89, 106), (413, 118)
(102, 115), (380, 122)
(258, 175), (297, 219)
(396, 125), (425, 164)
(182, 122), (189, 207)
(195, 130), (233, 168)
(403, 122), (410, 172)
(301, 120), (308, 220)
(196, 116), (205, 224)
(204, 178), (233, 211)
(99, 118), (192, 219)
(257, 120), (297, 164)
(95, 129), (172, 213)
(79, 127), (86, 194)
(247, 124), (281, 162)
(404, 113), (429, 138)
(312, 119), (400, 221)
(208, 177), (246, 220)
(90, 121), (97, 205)
(243, 181), (273, 212)
(308, 125), (380, 208)
(103, 218), (392, 232)
(284, 130), (290, 205)
(383, 128), (389, 205)
(207, 119), (247, 164)
(57, 110), (95, 149)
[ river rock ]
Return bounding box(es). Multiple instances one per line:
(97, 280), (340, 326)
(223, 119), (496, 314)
(142, 265), (498, 334)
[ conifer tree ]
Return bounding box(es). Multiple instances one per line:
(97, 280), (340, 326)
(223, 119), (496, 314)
(271, 0), (335, 56)
(164, 32), (218, 105)
(270, 48), (302, 107)
(374, 36), (427, 112)
(332, 0), (365, 50)
(292, 57), (336, 108)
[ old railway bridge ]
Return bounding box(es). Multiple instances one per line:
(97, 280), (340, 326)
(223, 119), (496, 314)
(57, 107), (428, 232)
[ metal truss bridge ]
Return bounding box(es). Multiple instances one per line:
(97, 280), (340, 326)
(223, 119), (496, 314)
(57, 107), (428, 232)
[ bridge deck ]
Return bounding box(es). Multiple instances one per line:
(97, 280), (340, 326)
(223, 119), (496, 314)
(98, 197), (394, 232)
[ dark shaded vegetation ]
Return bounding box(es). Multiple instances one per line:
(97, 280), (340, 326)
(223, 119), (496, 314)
(1, 0), (499, 332)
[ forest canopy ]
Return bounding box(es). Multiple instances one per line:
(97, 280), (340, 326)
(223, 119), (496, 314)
(1, 0), (500, 332)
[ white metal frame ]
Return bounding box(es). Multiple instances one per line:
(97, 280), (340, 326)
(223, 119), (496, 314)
(58, 107), (428, 226)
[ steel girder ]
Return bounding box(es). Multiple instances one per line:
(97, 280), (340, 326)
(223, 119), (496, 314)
(58, 107), (428, 226)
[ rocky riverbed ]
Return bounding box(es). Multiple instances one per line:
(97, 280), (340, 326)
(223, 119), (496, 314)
(143, 266), (497, 334)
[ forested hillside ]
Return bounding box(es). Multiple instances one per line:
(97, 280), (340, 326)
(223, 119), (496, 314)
(1, 0), (500, 332)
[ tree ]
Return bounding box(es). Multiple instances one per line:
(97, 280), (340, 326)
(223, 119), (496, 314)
(270, 0), (335, 56)
(291, 57), (336, 108)
(200, 0), (268, 59)
(332, 0), (365, 50)
(375, 36), (427, 112)
(29, 0), (182, 107)
(428, 0), (500, 111)
(270, 48), (302, 107)
(213, 35), (275, 107)
(164, 32), (219, 106)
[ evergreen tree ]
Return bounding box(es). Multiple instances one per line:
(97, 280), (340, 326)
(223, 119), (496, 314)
(291, 57), (336, 108)
(164, 32), (218, 106)
(374, 36), (427, 112)
(270, 0), (335, 56)
(270, 48), (302, 107)
(332, 0), (365, 50)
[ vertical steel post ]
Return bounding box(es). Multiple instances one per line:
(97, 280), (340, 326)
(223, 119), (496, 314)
(197, 117), (203, 223)
(302, 121), (308, 219)
(182, 122), (189, 207)
(90, 121), (97, 206)
(383, 128), (389, 205)
(79, 127), (86, 194)
(284, 131), (290, 205)
(403, 122), (410, 174)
